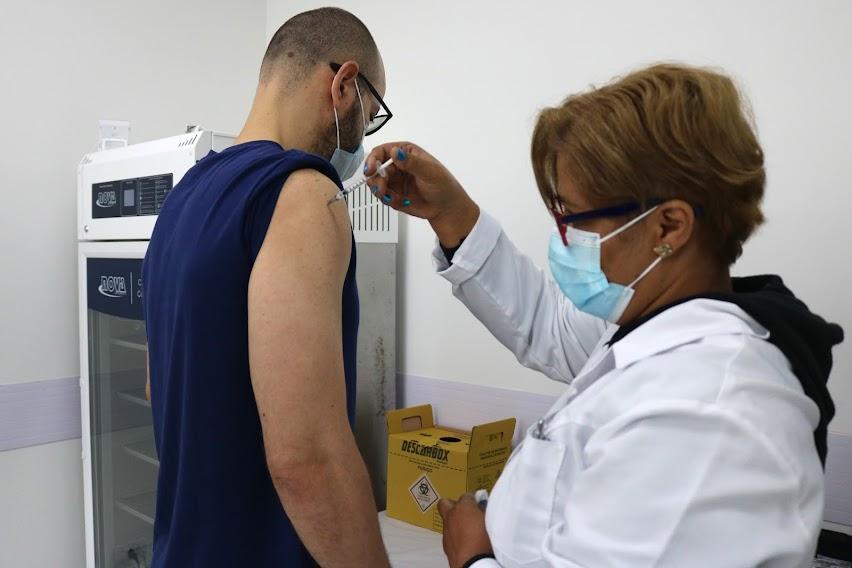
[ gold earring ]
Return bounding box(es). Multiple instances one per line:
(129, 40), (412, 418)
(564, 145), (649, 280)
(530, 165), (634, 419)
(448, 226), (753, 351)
(653, 243), (673, 258)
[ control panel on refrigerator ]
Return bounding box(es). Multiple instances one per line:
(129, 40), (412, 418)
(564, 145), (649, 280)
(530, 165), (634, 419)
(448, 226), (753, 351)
(92, 174), (173, 219)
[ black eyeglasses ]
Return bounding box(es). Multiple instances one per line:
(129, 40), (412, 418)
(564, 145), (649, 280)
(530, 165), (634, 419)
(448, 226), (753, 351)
(550, 198), (704, 246)
(329, 63), (392, 136)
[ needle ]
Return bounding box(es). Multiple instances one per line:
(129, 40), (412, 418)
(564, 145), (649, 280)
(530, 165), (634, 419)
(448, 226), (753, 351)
(328, 158), (394, 204)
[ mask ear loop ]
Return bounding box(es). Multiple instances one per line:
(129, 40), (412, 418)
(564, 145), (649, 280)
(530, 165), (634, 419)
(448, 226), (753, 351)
(600, 205), (660, 244)
(353, 78), (367, 135)
(627, 256), (663, 289)
(333, 74), (367, 149)
(627, 242), (674, 288)
(333, 106), (341, 150)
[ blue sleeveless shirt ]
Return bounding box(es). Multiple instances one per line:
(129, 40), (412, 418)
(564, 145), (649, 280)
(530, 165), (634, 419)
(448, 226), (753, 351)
(142, 141), (359, 567)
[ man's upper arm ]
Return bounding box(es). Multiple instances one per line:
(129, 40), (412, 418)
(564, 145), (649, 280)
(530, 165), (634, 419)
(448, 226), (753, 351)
(247, 169), (352, 471)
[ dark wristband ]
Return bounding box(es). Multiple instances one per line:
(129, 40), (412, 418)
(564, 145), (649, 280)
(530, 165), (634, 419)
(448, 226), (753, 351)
(440, 236), (467, 265)
(461, 553), (496, 568)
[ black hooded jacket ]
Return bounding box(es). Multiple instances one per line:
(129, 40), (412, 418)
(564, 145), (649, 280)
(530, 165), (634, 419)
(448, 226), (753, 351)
(609, 275), (844, 465)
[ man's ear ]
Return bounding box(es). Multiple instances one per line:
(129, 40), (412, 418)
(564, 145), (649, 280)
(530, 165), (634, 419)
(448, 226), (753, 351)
(330, 60), (360, 109)
(653, 199), (696, 255)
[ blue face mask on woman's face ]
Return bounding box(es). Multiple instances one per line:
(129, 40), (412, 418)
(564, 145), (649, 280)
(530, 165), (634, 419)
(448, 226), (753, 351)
(329, 79), (367, 182)
(548, 206), (663, 323)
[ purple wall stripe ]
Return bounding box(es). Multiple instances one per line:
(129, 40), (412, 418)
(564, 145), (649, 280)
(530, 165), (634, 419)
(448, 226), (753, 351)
(0, 377), (81, 452)
(1, 373), (850, 527)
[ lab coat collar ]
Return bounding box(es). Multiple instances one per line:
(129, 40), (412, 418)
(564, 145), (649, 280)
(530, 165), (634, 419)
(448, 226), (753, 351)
(611, 299), (769, 370)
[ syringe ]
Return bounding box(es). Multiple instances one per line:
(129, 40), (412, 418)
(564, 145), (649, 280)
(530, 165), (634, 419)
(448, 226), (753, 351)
(328, 158), (395, 204)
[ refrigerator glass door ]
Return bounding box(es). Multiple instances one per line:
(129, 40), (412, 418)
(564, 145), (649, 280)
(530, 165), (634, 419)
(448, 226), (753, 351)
(85, 256), (156, 567)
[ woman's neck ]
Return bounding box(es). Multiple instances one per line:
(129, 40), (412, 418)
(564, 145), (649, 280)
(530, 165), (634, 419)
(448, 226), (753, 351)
(633, 262), (732, 323)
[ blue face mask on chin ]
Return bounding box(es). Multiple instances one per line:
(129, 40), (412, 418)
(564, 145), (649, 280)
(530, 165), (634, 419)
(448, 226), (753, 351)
(330, 137), (364, 182)
(548, 206), (664, 323)
(329, 80), (367, 182)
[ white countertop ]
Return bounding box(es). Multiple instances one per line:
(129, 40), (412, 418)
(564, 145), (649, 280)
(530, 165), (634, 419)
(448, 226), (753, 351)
(378, 511), (447, 568)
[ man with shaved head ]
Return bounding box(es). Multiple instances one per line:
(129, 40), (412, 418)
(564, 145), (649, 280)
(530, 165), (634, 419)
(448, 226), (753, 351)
(143, 7), (391, 567)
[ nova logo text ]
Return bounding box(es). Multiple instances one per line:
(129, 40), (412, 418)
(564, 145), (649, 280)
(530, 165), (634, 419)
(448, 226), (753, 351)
(98, 275), (127, 298)
(96, 190), (117, 208)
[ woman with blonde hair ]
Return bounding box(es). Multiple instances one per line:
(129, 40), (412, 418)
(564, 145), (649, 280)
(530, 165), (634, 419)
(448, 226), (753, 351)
(366, 64), (843, 567)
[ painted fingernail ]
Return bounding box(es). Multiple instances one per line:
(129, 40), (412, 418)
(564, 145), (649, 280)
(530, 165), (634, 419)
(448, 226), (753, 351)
(382, 195), (392, 204)
(396, 148), (406, 161)
(402, 199), (412, 207)
(363, 163), (369, 174)
(371, 186), (378, 194)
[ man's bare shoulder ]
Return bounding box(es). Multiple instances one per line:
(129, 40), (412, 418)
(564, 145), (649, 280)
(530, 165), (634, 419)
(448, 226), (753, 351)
(281, 168), (341, 206)
(262, 167), (351, 263)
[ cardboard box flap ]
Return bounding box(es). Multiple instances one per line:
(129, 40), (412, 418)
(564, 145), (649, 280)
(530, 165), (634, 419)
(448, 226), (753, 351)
(468, 418), (517, 467)
(386, 404), (434, 435)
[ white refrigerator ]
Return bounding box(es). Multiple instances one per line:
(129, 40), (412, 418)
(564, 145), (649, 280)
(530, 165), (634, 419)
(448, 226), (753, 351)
(77, 130), (397, 567)
(77, 130), (234, 567)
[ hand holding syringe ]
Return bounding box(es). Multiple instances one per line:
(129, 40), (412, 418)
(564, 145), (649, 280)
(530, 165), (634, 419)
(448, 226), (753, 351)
(328, 158), (395, 204)
(346, 144), (479, 238)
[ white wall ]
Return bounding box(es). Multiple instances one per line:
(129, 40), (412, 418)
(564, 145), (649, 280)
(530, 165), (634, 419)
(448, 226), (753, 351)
(0, 1), (265, 565)
(0, 440), (86, 567)
(267, 1), (852, 433)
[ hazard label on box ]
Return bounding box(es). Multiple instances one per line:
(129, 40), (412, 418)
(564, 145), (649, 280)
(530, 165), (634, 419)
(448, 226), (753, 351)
(409, 474), (440, 512)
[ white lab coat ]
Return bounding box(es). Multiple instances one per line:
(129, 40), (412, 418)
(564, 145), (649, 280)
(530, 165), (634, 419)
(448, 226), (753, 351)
(432, 211), (824, 568)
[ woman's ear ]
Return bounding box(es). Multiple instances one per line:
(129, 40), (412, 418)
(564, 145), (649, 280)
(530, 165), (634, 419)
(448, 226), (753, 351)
(654, 199), (696, 255)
